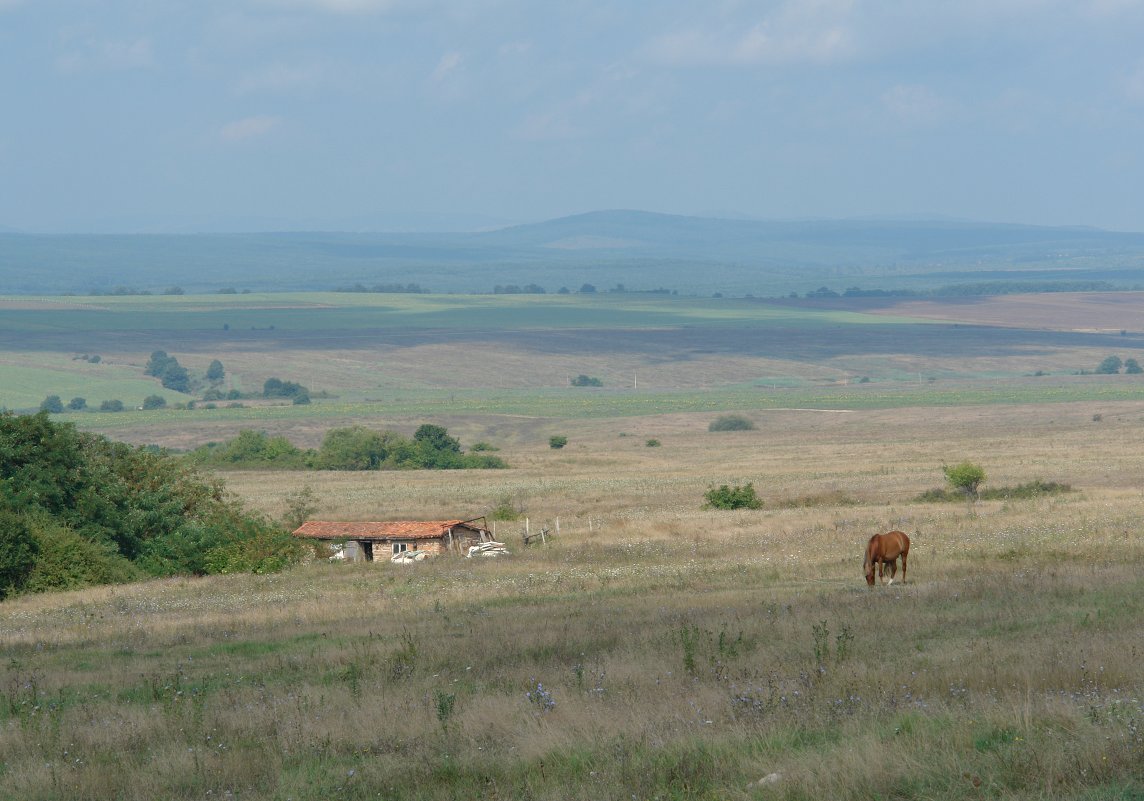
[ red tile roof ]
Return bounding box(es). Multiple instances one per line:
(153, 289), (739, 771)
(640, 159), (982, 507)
(292, 520), (487, 540)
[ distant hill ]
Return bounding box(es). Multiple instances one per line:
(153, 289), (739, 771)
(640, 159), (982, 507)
(3, 211), (1144, 297)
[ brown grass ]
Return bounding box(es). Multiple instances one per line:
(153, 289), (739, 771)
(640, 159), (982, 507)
(3, 398), (1144, 799)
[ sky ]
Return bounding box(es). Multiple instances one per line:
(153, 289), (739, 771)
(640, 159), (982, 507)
(2, 0), (1144, 233)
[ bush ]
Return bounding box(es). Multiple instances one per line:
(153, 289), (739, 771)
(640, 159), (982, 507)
(186, 430), (306, 468)
(704, 483), (763, 510)
(99, 399), (124, 412)
(943, 461), (986, 500)
(570, 375), (603, 387)
(708, 414), (755, 432)
(40, 395), (64, 413)
(141, 394), (167, 410)
(0, 410), (297, 590)
(0, 508), (39, 598)
(646, 439), (661, 447)
(22, 516), (142, 593)
(549, 435), (568, 449)
(489, 495), (522, 521)
(67, 397), (87, 411)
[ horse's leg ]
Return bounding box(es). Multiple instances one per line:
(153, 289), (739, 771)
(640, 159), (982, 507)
(901, 551), (907, 584)
(887, 557), (897, 585)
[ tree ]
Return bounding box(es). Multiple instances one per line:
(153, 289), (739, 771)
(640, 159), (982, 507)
(282, 485), (319, 529)
(0, 507), (39, 599)
(145, 350), (171, 377)
(67, 397), (87, 411)
(943, 461), (986, 511)
(549, 435), (568, 449)
(414, 424), (462, 454)
(315, 426), (391, 470)
(206, 359), (225, 383)
(141, 394), (167, 410)
(1096, 355), (1123, 374)
(1125, 358), (1143, 374)
(579, 283), (597, 293)
(40, 395), (64, 413)
(160, 362), (191, 392)
(99, 399), (125, 412)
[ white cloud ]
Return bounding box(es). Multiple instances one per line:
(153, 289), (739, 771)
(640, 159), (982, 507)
(251, 0), (400, 13)
(514, 91), (596, 141)
(218, 115), (282, 142)
(430, 51), (462, 82)
(881, 84), (952, 125)
(645, 0), (856, 66)
(57, 37), (155, 73)
(236, 62), (327, 94)
(1127, 61), (1144, 104)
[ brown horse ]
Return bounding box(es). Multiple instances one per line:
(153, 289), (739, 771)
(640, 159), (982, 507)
(864, 530), (910, 586)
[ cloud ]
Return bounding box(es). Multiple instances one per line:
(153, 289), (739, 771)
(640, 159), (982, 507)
(1127, 61), (1144, 104)
(881, 84), (953, 125)
(218, 115), (282, 142)
(251, 0), (400, 13)
(430, 51), (462, 82)
(513, 90), (596, 141)
(644, 0), (856, 66)
(235, 62), (327, 94)
(57, 37), (155, 74)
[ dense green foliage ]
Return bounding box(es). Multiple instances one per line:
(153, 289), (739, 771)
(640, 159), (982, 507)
(570, 374), (603, 387)
(145, 350), (191, 392)
(708, 413), (756, 432)
(704, 482), (763, 509)
(549, 435), (568, 449)
(0, 411), (300, 597)
(187, 425), (506, 471)
(1096, 355), (1124, 374)
(943, 461), (987, 499)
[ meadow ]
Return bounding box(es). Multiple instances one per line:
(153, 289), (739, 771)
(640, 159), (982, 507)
(3, 399), (1144, 800)
(2, 291), (1144, 799)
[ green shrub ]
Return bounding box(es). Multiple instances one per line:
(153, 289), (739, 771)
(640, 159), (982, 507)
(489, 495), (522, 521)
(704, 482), (762, 510)
(22, 516), (142, 593)
(708, 414), (755, 432)
(40, 395), (64, 413)
(943, 461), (986, 499)
(141, 394), (167, 410)
(570, 374), (603, 387)
(549, 435), (568, 449)
(646, 439), (661, 447)
(0, 508), (39, 598)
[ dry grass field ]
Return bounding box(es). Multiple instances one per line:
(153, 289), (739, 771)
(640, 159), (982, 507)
(3, 398), (1144, 800)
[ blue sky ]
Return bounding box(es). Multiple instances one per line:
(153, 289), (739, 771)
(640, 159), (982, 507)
(2, 0), (1144, 233)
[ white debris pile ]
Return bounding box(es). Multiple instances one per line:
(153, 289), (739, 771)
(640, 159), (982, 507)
(391, 550), (431, 564)
(466, 541), (509, 558)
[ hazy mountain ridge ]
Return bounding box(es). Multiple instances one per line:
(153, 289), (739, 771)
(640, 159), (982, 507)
(3, 210), (1144, 297)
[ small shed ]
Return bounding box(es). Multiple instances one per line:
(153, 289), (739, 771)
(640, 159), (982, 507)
(292, 518), (492, 563)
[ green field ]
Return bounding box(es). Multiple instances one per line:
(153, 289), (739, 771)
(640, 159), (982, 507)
(4, 292), (1144, 434)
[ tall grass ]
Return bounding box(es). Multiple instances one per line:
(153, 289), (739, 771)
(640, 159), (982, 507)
(2, 488), (1142, 799)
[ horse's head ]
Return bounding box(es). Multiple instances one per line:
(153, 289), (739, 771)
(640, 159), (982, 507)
(864, 562), (876, 586)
